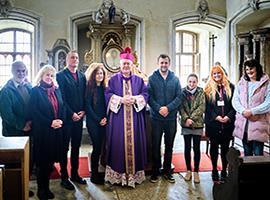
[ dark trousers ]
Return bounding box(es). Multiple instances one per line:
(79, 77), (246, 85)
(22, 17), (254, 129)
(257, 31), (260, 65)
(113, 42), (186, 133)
(60, 121), (83, 179)
(88, 124), (105, 177)
(151, 119), (177, 175)
(242, 139), (264, 156)
(210, 137), (230, 172)
(183, 134), (201, 172)
(36, 162), (54, 192)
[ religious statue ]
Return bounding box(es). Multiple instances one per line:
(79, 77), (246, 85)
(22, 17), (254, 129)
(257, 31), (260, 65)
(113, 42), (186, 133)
(101, 0), (113, 10)
(93, 8), (105, 24)
(248, 0), (259, 10)
(121, 9), (130, 25)
(0, 0), (12, 17)
(108, 2), (116, 24)
(197, 0), (209, 21)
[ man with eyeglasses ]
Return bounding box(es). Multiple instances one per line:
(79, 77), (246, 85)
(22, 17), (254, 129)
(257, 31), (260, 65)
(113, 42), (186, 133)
(0, 60), (34, 197)
(0, 60), (32, 136)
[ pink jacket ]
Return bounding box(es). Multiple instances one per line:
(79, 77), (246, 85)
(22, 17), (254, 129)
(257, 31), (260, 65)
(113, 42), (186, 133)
(233, 74), (270, 142)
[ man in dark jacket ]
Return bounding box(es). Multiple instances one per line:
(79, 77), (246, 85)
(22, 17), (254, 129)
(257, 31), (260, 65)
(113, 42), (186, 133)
(0, 61), (32, 136)
(0, 60), (34, 197)
(56, 50), (87, 190)
(148, 54), (182, 183)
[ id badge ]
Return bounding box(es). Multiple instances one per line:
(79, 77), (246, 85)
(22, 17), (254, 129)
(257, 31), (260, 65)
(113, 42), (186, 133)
(217, 100), (225, 106)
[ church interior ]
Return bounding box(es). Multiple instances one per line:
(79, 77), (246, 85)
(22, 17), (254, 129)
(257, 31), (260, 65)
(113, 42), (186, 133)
(0, 0), (270, 199)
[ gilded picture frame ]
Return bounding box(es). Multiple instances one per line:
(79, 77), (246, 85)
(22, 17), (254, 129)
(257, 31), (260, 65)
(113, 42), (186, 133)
(102, 44), (122, 73)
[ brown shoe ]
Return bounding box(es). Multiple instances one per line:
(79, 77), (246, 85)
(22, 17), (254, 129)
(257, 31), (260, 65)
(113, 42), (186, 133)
(184, 171), (192, 181)
(193, 172), (200, 183)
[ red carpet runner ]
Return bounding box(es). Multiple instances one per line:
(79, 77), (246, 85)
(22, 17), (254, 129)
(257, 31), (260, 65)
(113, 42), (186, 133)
(51, 153), (221, 179)
(172, 152), (222, 172)
(52, 157), (90, 179)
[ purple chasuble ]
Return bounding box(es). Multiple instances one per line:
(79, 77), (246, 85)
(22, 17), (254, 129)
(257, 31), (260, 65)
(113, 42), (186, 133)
(105, 72), (148, 187)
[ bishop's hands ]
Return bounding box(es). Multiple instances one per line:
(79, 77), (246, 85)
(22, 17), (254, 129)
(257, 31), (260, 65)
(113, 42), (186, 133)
(51, 119), (63, 129)
(159, 106), (169, 117)
(121, 95), (136, 106)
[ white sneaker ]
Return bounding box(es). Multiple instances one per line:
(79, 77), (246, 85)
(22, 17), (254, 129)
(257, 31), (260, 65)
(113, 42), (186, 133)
(193, 172), (200, 183)
(184, 171), (192, 181)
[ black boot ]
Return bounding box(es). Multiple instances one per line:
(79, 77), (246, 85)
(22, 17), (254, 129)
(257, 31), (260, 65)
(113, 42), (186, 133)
(90, 172), (104, 185)
(212, 170), (219, 182)
(37, 188), (48, 200)
(220, 170), (227, 182)
(46, 188), (55, 199)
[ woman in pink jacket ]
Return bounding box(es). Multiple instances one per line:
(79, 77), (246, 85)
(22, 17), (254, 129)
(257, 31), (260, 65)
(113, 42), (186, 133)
(232, 59), (270, 156)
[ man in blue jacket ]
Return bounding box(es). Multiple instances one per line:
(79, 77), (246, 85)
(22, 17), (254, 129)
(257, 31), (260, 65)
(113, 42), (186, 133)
(148, 54), (182, 183)
(56, 50), (87, 190)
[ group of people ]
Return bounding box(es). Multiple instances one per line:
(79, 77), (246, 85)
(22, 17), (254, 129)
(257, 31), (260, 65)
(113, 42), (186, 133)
(0, 46), (269, 199)
(180, 60), (269, 184)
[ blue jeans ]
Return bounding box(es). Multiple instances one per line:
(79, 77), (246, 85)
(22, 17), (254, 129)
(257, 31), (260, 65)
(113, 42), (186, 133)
(242, 140), (264, 156)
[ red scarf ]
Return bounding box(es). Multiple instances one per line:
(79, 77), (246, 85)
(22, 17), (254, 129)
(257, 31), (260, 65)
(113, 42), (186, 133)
(40, 81), (59, 118)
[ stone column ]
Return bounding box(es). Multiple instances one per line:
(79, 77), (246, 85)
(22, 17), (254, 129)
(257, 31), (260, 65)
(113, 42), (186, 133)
(237, 32), (253, 78)
(252, 28), (270, 75)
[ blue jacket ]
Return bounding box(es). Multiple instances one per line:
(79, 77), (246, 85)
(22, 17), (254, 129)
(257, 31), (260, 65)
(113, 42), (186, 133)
(0, 80), (32, 136)
(148, 70), (182, 121)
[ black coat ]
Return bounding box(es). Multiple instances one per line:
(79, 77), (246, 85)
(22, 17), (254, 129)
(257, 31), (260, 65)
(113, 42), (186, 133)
(56, 68), (86, 122)
(205, 83), (236, 139)
(29, 86), (66, 165)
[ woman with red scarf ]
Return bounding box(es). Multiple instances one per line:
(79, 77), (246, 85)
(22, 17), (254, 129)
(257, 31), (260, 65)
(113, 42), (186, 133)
(29, 65), (66, 200)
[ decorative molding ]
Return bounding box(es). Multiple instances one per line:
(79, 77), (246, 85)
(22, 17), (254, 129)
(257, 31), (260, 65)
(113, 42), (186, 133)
(197, 0), (209, 22)
(171, 12), (225, 29)
(0, 0), (12, 17)
(248, 0), (260, 10)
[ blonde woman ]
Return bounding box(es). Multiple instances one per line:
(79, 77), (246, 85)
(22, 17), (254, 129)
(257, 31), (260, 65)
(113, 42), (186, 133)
(204, 65), (235, 182)
(85, 63), (107, 184)
(29, 65), (65, 199)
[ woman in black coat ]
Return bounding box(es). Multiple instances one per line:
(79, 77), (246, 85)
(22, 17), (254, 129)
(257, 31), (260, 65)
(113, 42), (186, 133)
(204, 65), (235, 182)
(29, 65), (65, 200)
(85, 63), (107, 184)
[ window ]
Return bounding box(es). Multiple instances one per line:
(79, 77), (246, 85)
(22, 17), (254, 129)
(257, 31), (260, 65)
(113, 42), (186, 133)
(0, 29), (32, 87)
(175, 31), (198, 86)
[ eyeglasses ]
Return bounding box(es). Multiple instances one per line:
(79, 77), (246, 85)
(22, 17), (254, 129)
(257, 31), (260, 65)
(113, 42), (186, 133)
(16, 69), (26, 73)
